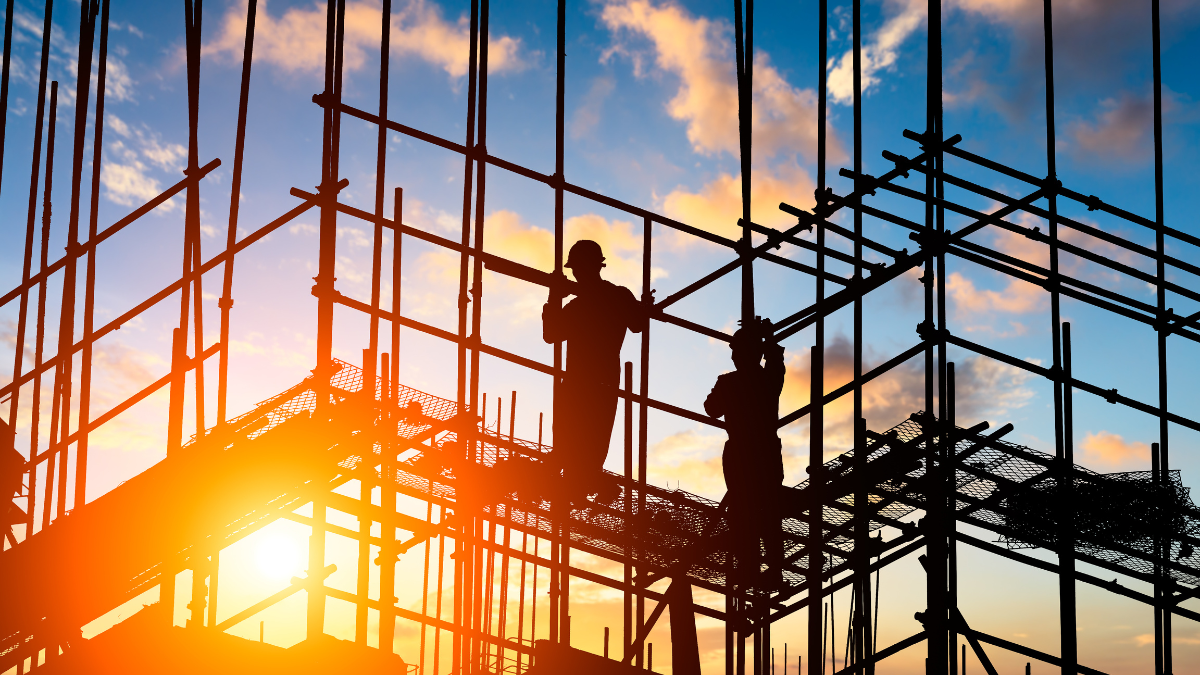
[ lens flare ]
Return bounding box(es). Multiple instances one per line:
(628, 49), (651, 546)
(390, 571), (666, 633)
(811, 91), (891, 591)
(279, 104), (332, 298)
(254, 534), (304, 581)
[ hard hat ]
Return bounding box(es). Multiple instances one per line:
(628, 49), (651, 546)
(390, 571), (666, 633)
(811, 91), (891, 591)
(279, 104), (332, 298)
(565, 240), (606, 268)
(730, 316), (772, 350)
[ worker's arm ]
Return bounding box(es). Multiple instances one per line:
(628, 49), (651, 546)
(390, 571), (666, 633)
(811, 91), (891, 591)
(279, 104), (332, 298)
(542, 299), (567, 344)
(704, 375), (728, 419)
(624, 286), (648, 334)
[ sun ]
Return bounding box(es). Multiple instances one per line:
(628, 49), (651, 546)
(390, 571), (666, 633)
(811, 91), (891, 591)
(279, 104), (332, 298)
(254, 533), (305, 581)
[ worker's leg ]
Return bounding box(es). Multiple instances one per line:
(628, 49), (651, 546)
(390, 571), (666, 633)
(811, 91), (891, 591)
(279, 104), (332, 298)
(764, 484), (784, 589)
(552, 379), (589, 474)
(729, 491), (760, 590)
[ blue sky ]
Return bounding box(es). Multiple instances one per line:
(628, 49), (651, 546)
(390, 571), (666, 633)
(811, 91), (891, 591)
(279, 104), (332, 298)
(3, 0), (1200, 672)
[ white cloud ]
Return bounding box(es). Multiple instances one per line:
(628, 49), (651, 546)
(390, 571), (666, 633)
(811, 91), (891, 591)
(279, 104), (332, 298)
(99, 116), (187, 211)
(205, 0), (525, 80)
(827, 0), (926, 105)
(100, 161), (165, 208)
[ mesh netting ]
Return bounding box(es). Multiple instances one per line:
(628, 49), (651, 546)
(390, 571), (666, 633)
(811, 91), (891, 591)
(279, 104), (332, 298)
(187, 369), (1200, 592)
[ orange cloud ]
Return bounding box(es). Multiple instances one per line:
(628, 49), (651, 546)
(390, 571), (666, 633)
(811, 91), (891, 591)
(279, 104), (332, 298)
(406, 210), (663, 328)
(1078, 431), (1150, 469)
(600, 0), (842, 163)
(205, 0), (524, 79)
(646, 429), (727, 497)
(661, 163), (816, 243)
(479, 210), (663, 292)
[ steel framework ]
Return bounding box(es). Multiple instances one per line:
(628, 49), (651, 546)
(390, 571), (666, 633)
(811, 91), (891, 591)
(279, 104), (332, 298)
(2, 1), (1199, 675)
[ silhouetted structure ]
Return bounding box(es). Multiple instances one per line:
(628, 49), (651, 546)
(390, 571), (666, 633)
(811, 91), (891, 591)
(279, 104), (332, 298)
(543, 240), (644, 498)
(1, 1), (1196, 675)
(705, 318), (785, 591)
(34, 602), (406, 675)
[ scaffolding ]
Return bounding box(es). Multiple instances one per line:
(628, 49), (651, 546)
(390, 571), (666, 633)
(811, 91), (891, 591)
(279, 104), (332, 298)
(2, 1), (1199, 674)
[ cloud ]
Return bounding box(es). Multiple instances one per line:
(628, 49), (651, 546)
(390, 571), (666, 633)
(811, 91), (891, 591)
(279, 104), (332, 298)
(598, 0), (838, 248)
(1067, 92), (1154, 163)
(946, 271), (1045, 315)
(90, 342), (162, 394)
(101, 161), (166, 209)
(570, 75), (616, 139)
(825, 0), (1200, 120)
(205, 0), (524, 80)
(600, 0), (841, 163)
(100, 115), (188, 211)
(1078, 430), (1150, 469)
(100, 57), (136, 104)
(828, 0), (926, 104)
(647, 429), (726, 497)
(780, 335), (1035, 456)
(661, 163), (816, 242)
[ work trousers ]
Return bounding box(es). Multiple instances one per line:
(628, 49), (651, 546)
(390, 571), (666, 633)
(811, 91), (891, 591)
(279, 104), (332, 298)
(552, 376), (619, 476)
(723, 439), (784, 590)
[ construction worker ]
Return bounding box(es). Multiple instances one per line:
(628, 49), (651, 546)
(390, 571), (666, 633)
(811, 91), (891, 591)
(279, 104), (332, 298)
(542, 240), (645, 500)
(704, 317), (785, 590)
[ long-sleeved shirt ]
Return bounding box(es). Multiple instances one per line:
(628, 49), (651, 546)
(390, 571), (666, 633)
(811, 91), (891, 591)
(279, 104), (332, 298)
(704, 350), (785, 449)
(543, 279), (643, 386)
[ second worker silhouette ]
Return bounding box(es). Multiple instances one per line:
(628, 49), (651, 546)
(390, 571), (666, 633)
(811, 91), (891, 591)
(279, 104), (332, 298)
(704, 317), (785, 592)
(543, 240), (645, 502)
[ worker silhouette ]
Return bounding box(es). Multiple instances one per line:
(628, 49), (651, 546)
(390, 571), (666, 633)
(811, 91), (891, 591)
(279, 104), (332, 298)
(542, 240), (645, 501)
(704, 317), (785, 591)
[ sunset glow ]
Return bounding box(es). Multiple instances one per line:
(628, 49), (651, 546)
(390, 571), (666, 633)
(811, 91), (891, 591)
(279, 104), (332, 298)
(2, 0), (1200, 674)
(254, 533), (305, 582)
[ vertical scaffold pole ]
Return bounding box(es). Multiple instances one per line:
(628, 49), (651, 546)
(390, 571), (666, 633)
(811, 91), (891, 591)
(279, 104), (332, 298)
(0, 0), (14, 194)
(7, 0), (53, 528)
(1041, 2), (1074, 673)
(624, 360), (634, 660)
(851, 0), (872, 668)
(809, 0), (828, 668)
(732, 0), (753, 670)
(924, 0), (947, 665)
(453, 0), (480, 667)
(217, 0), (258, 427)
(638, 216), (651, 670)
(308, 0), (346, 641)
(1150, 0), (1171, 669)
(467, 0), (492, 665)
(49, 0), (98, 523)
(550, 0), (567, 649)
(75, 0), (111, 510)
(34, 84), (59, 532)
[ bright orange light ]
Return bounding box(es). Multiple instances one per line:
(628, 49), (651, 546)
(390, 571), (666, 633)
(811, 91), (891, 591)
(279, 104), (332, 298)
(255, 533), (305, 581)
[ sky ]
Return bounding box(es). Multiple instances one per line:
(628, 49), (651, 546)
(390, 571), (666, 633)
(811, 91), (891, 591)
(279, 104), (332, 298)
(3, 0), (1200, 673)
